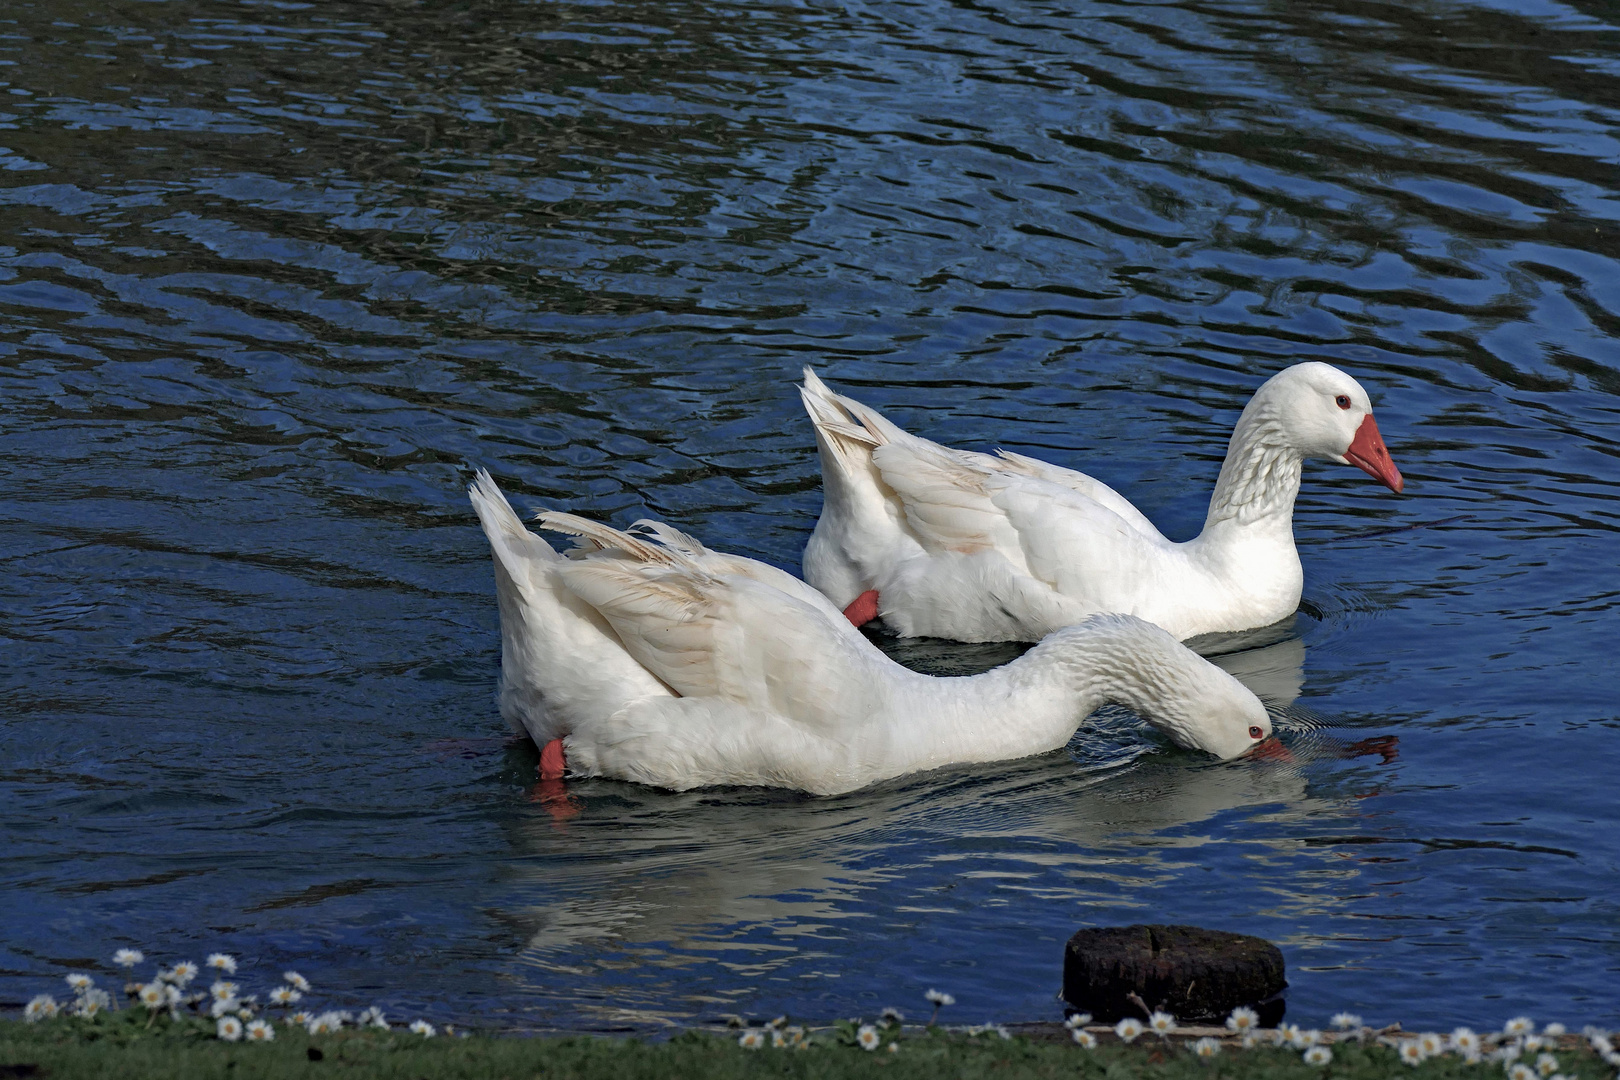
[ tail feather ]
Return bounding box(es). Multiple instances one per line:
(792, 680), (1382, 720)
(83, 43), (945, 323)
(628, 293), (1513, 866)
(535, 511), (699, 570)
(469, 469), (558, 584)
(800, 367), (883, 471)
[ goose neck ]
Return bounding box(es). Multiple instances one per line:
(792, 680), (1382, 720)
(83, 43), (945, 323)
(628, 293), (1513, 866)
(1202, 401), (1303, 531)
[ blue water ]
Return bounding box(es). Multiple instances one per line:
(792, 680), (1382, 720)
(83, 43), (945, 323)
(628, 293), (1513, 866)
(2, 0), (1618, 1034)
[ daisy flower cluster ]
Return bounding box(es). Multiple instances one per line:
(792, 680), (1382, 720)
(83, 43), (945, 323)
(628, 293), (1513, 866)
(1382, 1017), (1590, 1074)
(22, 946), (439, 1044)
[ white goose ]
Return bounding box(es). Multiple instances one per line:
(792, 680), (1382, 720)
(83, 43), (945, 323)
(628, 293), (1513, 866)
(801, 362), (1403, 643)
(468, 471), (1270, 795)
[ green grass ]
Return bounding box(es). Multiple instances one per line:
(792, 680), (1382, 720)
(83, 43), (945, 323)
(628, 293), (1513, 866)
(1, 1014), (1610, 1080)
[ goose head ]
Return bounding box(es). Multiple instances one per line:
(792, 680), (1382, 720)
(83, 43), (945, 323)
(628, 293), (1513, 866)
(1252, 362), (1403, 493)
(1058, 615), (1274, 760)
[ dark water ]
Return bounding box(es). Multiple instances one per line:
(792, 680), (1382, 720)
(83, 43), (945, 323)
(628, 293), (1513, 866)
(3, 0), (1618, 1034)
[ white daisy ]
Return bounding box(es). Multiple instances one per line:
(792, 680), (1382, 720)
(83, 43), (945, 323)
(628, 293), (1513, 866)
(1064, 1012), (1093, 1030)
(1542, 1024), (1565, 1038)
(770, 1028), (788, 1049)
(283, 971), (310, 993)
(1149, 1011), (1177, 1037)
(784, 1026), (807, 1049)
(269, 986), (302, 1005)
(65, 974), (93, 992)
(210, 980), (238, 1002)
(1304, 1046), (1333, 1067)
(217, 1016), (243, 1042)
(1193, 1037), (1221, 1058)
(73, 989), (111, 1018)
(1499, 1041), (1525, 1063)
(112, 949), (144, 969)
(1590, 1036), (1613, 1057)
(1524, 1035), (1547, 1052)
(1419, 1032), (1445, 1058)
(1508, 1064), (1536, 1080)
(887, 1042), (899, 1054)
(738, 1030), (764, 1050)
(924, 989), (954, 1007)
(1072, 1030), (1097, 1049)
(1333, 1012), (1363, 1030)
(409, 1019), (435, 1037)
(1452, 1028), (1481, 1053)
(1399, 1040), (1426, 1066)
(1226, 1006), (1259, 1032)
(246, 1019), (274, 1042)
(359, 1006), (387, 1029)
(207, 953), (237, 975)
(857, 1025), (881, 1051)
(210, 998), (240, 1019)
(1292, 1028), (1322, 1049)
(1505, 1018), (1536, 1037)
(1536, 1053), (1559, 1078)
(138, 982), (167, 1009)
(164, 962), (199, 986)
(1605, 1051), (1620, 1070)
(882, 1008), (904, 1024)
(307, 1013), (341, 1035)
(1240, 1031), (1261, 1049)
(289, 1011), (312, 1025)
(24, 995), (59, 1022)
(1115, 1017), (1145, 1043)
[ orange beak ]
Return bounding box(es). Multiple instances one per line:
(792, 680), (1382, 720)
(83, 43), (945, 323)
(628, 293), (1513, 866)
(1344, 414), (1403, 493)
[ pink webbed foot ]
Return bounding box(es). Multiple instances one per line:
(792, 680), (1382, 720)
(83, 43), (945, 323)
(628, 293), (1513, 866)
(843, 589), (880, 628)
(528, 738), (579, 823)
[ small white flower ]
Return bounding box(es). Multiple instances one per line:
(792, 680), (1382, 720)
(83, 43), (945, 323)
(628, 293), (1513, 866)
(307, 1012), (342, 1035)
(770, 1028), (789, 1049)
(1333, 1012), (1363, 1030)
(924, 989), (954, 1007)
(207, 953), (237, 975)
(112, 949), (144, 969)
(164, 962), (199, 986)
(359, 1006), (387, 1029)
(164, 983), (181, 1005)
(24, 995), (59, 1022)
(1399, 1040), (1426, 1066)
(1590, 1036), (1613, 1057)
(1193, 1037), (1221, 1058)
(217, 1016), (243, 1042)
(1452, 1028), (1481, 1054)
(1419, 1032), (1445, 1058)
(1505, 1018), (1536, 1037)
(210, 998), (240, 1019)
(283, 971), (310, 993)
(138, 982), (166, 1009)
(1115, 1017), (1145, 1043)
(246, 1019), (274, 1042)
(409, 1019), (435, 1037)
(1543, 1024), (1565, 1038)
(73, 989), (111, 1018)
(887, 1042), (899, 1054)
(1523, 1034), (1547, 1052)
(65, 974), (93, 992)
(1605, 1051), (1620, 1069)
(1509, 1064), (1536, 1080)
(210, 980), (238, 1002)
(269, 986), (302, 1005)
(1072, 1030), (1097, 1049)
(1240, 1031), (1261, 1049)
(881, 1007), (904, 1024)
(1536, 1053), (1559, 1078)
(1292, 1028), (1322, 1049)
(857, 1025), (881, 1051)
(1304, 1046), (1333, 1067)
(1500, 1041), (1525, 1064)
(1227, 1006), (1259, 1032)
(1064, 1012), (1092, 1030)
(738, 1029), (764, 1050)
(1149, 1011), (1177, 1036)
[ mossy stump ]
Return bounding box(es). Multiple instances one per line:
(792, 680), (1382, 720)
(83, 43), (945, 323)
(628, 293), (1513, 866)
(1062, 924), (1286, 1025)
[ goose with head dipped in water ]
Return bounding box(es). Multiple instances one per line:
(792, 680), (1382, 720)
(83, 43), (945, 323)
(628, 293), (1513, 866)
(468, 471), (1270, 795)
(800, 362), (1403, 643)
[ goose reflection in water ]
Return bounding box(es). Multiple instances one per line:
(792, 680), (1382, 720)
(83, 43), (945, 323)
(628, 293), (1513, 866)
(485, 630), (1396, 1027)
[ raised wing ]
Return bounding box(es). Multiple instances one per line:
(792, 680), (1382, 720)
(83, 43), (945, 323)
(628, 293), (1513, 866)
(541, 513), (881, 731)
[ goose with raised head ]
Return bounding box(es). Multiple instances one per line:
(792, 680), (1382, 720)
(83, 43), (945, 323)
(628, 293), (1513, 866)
(800, 362), (1403, 643)
(468, 471), (1270, 795)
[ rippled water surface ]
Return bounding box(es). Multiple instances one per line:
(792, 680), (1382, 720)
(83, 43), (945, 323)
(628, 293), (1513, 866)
(3, 0), (1618, 1032)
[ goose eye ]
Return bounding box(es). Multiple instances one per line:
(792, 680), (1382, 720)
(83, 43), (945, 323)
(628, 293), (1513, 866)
(1249, 725), (1264, 739)
(1334, 394), (1351, 410)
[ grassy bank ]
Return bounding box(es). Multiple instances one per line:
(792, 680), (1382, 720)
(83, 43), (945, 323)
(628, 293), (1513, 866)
(2, 1014), (1615, 1080)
